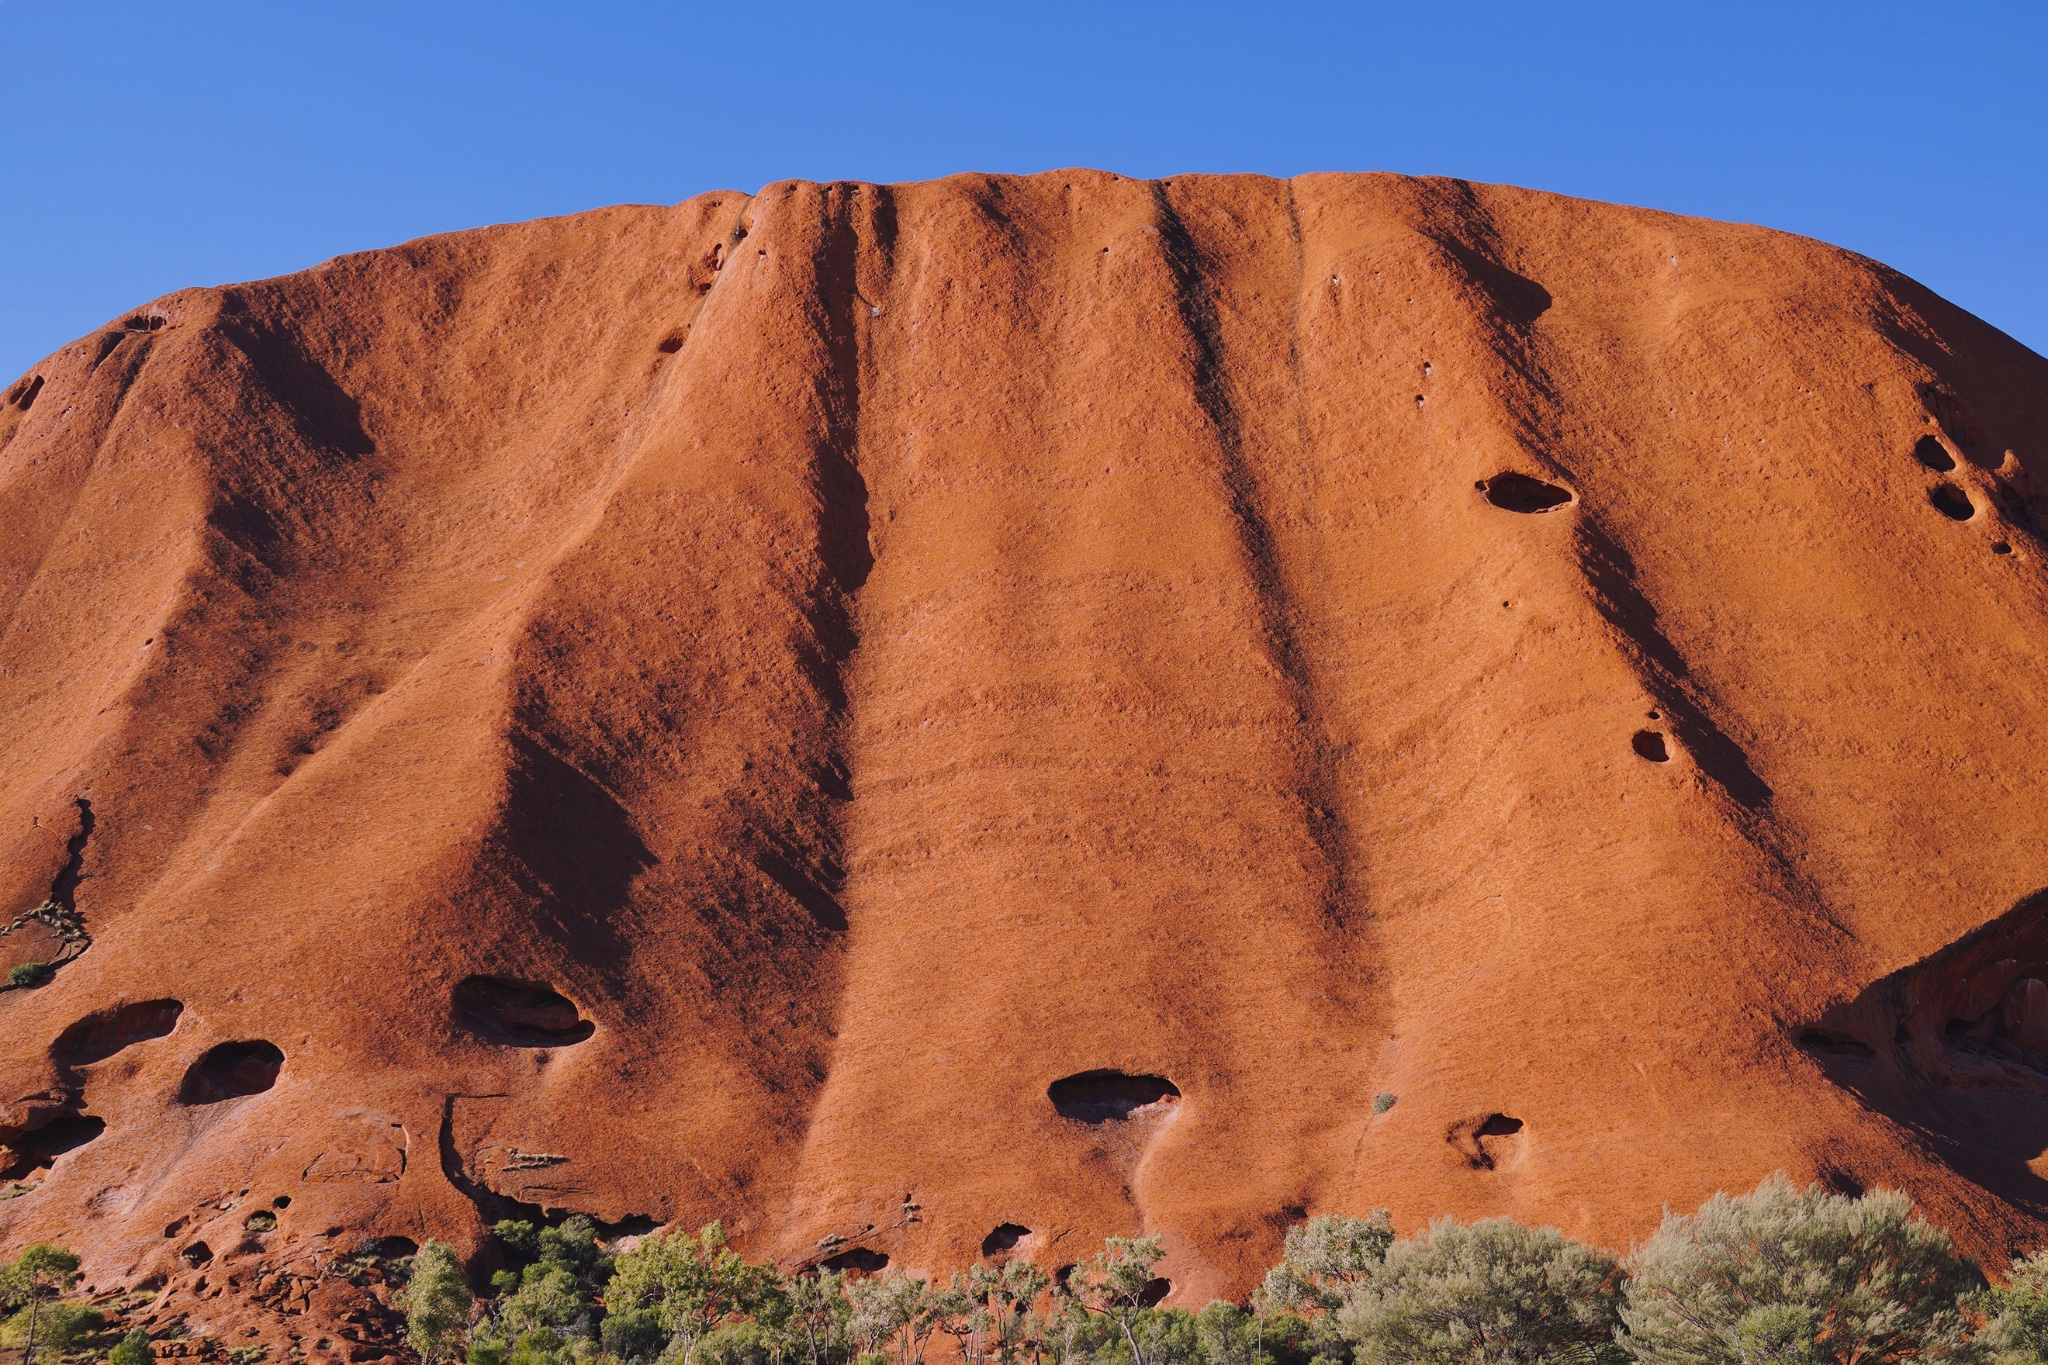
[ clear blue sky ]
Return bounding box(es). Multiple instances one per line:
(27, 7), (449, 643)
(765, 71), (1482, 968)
(3, 2), (2043, 381)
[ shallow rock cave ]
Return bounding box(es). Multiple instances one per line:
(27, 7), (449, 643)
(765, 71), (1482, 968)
(454, 975), (596, 1046)
(179, 1040), (284, 1104)
(0, 1107), (105, 1180)
(981, 1223), (1031, 1257)
(818, 1247), (889, 1275)
(1048, 1070), (1181, 1122)
(1447, 1112), (1524, 1170)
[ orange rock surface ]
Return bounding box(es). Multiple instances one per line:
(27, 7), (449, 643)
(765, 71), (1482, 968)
(3, 171), (2048, 1331)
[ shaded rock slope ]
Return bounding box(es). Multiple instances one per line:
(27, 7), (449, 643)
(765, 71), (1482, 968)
(4, 170), (2048, 1338)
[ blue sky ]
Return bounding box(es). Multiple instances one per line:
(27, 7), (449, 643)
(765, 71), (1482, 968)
(2, 2), (2043, 380)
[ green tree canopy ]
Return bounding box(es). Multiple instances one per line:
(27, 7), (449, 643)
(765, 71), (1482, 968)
(1, 1243), (84, 1365)
(1257, 1213), (1396, 1316)
(403, 1239), (475, 1364)
(606, 1222), (786, 1365)
(1072, 1236), (1169, 1365)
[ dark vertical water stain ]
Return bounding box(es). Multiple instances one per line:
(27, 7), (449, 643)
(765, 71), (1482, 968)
(1150, 180), (1350, 925)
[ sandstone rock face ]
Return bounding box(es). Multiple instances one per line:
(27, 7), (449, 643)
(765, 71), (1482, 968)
(3, 172), (2048, 1315)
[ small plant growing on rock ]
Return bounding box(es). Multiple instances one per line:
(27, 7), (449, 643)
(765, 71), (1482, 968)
(6, 961), (50, 989)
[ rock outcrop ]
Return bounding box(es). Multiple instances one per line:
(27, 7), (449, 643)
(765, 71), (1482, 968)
(3, 171), (2048, 1344)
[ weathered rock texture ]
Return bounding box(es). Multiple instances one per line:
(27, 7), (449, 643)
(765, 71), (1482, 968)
(4, 170), (2048, 1339)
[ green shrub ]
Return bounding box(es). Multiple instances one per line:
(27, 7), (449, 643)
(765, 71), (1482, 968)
(694, 1321), (783, 1365)
(1, 1301), (103, 1352)
(600, 1306), (665, 1361)
(7, 962), (49, 989)
(110, 1327), (155, 1365)
(505, 1326), (571, 1365)
(1620, 1174), (1984, 1365)
(1335, 1217), (1624, 1365)
(1194, 1303), (1260, 1365)
(605, 1222), (785, 1365)
(502, 1267), (588, 1334)
(1985, 1249), (2048, 1363)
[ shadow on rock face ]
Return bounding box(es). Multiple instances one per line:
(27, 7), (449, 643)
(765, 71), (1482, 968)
(1801, 886), (2048, 1222)
(52, 999), (183, 1068)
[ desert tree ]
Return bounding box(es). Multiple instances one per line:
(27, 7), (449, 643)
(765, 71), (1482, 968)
(846, 1271), (944, 1365)
(402, 1240), (475, 1365)
(974, 1260), (1052, 1365)
(1071, 1235), (1168, 1365)
(1257, 1214), (1396, 1317)
(607, 1222), (786, 1365)
(789, 1269), (852, 1365)
(932, 1272), (993, 1365)
(1, 1242), (82, 1365)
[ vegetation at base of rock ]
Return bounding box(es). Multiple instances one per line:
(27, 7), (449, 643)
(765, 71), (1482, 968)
(603, 1221), (781, 1365)
(1258, 1214), (1395, 1317)
(404, 1240), (476, 1365)
(1621, 1175), (1986, 1365)
(52, 1172), (2018, 1365)
(1069, 1236), (1168, 1365)
(0, 1177), (2018, 1365)
(0, 1243), (87, 1365)
(1985, 1248), (2048, 1364)
(110, 1327), (156, 1365)
(1337, 1218), (1625, 1365)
